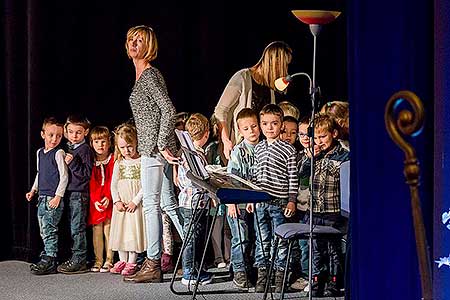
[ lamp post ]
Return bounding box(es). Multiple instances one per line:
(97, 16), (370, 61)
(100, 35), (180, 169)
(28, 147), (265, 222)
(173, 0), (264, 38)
(279, 10), (341, 299)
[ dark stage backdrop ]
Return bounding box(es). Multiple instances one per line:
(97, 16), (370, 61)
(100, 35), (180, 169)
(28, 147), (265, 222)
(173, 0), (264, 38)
(2, 1), (346, 261)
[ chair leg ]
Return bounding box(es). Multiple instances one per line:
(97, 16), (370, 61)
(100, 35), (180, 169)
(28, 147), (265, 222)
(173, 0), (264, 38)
(280, 239), (293, 300)
(263, 236), (279, 300)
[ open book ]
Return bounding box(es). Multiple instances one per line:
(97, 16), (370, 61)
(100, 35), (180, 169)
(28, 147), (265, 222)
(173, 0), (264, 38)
(175, 129), (270, 204)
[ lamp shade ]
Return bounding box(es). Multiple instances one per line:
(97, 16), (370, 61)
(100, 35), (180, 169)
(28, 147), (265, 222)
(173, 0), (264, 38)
(291, 10), (341, 25)
(274, 76), (291, 91)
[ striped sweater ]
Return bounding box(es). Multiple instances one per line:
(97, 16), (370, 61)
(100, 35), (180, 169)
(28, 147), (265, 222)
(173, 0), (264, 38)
(254, 139), (298, 203)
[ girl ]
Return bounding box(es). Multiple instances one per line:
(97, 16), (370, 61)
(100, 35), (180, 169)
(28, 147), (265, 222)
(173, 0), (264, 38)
(88, 126), (114, 273)
(109, 123), (146, 276)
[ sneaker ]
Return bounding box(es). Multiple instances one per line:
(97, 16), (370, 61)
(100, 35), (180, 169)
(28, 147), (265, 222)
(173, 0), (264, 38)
(217, 262), (227, 269)
(100, 262), (113, 273)
(110, 261), (127, 274)
(90, 262), (102, 272)
(30, 256), (57, 275)
(181, 270), (214, 286)
(255, 268), (268, 293)
(57, 259), (89, 274)
(121, 263), (137, 276)
(232, 271), (252, 289)
(291, 277), (309, 291)
(310, 275), (324, 297)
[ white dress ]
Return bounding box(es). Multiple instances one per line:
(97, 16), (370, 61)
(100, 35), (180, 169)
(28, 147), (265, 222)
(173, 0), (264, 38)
(109, 157), (146, 252)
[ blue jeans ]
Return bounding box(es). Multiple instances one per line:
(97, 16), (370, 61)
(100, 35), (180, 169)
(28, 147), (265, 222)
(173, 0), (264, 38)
(227, 208), (251, 272)
(65, 191), (88, 263)
(141, 155), (165, 259)
(37, 195), (64, 258)
(161, 161), (184, 240)
(254, 202), (288, 271)
(180, 207), (208, 273)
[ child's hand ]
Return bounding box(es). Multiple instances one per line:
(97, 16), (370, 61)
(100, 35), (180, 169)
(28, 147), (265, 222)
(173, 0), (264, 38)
(227, 204), (239, 219)
(94, 201), (104, 212)
(115, 201), (126, 212)
(126, 202), (137, 213)
(64, 153), (74, 164)
(48, 196), (61, 209)
(246, 203), (254, 213)
(101, 197), (110, 208)
(26, 190), (36, 201)
(284, 202), (296, 218)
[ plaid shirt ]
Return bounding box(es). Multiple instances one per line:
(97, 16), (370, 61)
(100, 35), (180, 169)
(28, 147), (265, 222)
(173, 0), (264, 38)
(299, 142), (349, 213)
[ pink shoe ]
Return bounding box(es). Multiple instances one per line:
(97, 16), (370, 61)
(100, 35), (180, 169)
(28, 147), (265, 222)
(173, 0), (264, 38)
(110, 261), (127, 274)
(121, 263), (137, 276)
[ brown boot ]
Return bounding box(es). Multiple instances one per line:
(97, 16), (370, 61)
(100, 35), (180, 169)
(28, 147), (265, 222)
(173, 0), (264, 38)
(123, 258), (162, 283)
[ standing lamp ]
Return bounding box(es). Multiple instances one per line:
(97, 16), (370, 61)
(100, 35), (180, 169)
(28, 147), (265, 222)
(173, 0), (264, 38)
(269, 10), (342, 300)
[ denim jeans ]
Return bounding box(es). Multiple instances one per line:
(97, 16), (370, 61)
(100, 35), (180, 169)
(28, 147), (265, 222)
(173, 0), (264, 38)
(161, 160), (184, 240)
(253, 202), (288, 271)
(180, 207), (208, 273)
(37, 195), (64, 258)
(65, 191), (88, 263)
(227, 208), (251, 272)
(141, 155), (164, 260)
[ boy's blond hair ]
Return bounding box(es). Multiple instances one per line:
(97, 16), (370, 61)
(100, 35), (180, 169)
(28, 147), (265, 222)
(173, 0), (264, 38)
(278, 101), (300, 121)
(185, 113), (209, 141)
(314, 113), (338, 133)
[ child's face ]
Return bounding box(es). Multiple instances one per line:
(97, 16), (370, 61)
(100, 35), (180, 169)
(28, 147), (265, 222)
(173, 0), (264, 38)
(196, 130), (210, 148)
(280, 120), (298, 145)
(298, 122), (310, 148)
(117, 137), (138, 159)
(260, 113), (282, 142)
(41, 124), (64, 151)
(314, 126), (338, 152)
(237, 116), (260, 145)
(66, 123), (89, 144)
(92, 138), (111, 157)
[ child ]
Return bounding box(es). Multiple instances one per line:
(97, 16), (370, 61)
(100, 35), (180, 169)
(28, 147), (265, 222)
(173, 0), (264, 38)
(88, 126), (114, 273)
(26, 117), (68, 275)
(226, 108), (260, 288)
(177, 113), (213, 286)
(252, 104), (298, 292)
(278, 100), (300, 121)
(57, 115), (94, 274)
(108, 123), (146, 276)
(320, 100), (350, 148)
(300, 114), (349, 297)
(280, 115), (301, 151)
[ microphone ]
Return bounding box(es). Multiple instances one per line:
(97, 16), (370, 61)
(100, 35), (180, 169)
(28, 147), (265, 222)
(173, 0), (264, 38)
(274, 72), (313, 93)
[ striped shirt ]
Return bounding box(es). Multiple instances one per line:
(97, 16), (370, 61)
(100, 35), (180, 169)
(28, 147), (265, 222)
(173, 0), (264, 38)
(254, 139), (298, 203)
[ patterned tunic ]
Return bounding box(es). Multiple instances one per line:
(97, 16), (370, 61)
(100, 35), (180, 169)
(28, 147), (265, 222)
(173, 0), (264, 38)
(128, 67), (177, 156)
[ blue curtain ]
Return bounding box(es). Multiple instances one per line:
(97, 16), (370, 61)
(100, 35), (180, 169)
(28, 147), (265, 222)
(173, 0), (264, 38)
(347, 0), (433, 299)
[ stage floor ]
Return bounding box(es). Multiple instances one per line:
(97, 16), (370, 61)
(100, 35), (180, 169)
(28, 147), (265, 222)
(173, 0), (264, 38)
(0, 260), (344, 300)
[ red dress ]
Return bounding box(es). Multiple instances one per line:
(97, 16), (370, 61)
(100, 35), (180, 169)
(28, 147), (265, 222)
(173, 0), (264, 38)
(88, 154), (114, 225)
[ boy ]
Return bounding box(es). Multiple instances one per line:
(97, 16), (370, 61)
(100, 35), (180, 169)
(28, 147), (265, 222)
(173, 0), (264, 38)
(177, 113), (214, 286)
(280, 115), (301, 151)
(226, 108), (260, 288)
(300, 113), (349, 297)
(26, 117), (68, 275)
(57, 115), (94, 274)
(252, 104), (298, 292)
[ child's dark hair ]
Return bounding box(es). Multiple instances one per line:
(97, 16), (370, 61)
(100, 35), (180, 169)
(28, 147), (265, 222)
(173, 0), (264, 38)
(65, 114), (91, 130)
(259, 103), (284, 119)
(236, 108), (258, 123)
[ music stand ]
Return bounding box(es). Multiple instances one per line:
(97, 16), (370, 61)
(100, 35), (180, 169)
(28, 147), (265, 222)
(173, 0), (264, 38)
(170, 129), (271, 299)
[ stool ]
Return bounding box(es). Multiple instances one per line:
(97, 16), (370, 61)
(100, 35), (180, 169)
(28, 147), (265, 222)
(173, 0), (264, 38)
(263, 223), (344, 300)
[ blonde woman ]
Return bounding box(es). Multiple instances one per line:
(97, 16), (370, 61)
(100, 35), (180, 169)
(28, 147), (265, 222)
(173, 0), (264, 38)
(214, 41), (293, 159)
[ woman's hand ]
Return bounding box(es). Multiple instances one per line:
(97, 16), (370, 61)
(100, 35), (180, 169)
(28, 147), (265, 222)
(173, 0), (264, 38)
(160, 148), (178, 164)
(222, 138), (233, 160)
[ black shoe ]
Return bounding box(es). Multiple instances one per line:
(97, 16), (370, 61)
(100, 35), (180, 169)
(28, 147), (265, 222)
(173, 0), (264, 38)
(57, 259), (88, 274)
(274, 270), (285, 293)
(324, 276), (342, 297)
(30, 256), (57, 275)
(310, 275), (325, 297)
(233, 271), (252, 289)
(255, 268), (268, 293)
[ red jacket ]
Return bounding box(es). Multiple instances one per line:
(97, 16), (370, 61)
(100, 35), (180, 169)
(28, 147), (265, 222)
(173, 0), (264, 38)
(88, 154), (114, 225)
